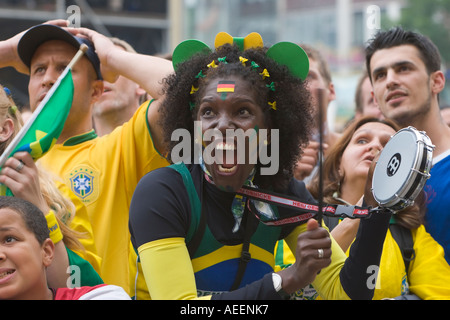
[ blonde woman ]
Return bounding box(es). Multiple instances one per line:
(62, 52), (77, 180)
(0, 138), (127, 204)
(0, 85), (102, 288)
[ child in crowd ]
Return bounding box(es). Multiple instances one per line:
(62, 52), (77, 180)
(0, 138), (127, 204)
(0, 196), (130, 300)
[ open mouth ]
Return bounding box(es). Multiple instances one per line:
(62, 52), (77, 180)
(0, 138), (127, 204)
(386, 91), (407, 104)
(0, 269), (15, 282)
(215, 141), (238, 174)
(364, 155), (375, 162)
(218, 163), (238, 173)
(37, 91), (49, 103)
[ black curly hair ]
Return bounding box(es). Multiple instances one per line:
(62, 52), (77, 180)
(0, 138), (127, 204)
(159, 43), (313, 191)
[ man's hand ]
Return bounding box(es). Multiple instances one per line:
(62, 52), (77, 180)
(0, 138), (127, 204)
(294, 141), (328, 180)
(278, 219), (332, 294)
(66, 26), (119, 83)
(0, 19), (69, 74)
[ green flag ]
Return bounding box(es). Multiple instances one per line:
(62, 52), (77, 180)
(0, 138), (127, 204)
(14, 69), (74, 159)
(0, 67), (74, 196)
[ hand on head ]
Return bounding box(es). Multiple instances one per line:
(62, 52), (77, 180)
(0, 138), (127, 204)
(3, 19), (69, 75)
(65, 27), (119, 83)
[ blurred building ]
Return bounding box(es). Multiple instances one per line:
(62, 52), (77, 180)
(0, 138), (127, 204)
(0, 0), (404, 128)
(0, 0), (171, 108)
(180, 0), (404, 130)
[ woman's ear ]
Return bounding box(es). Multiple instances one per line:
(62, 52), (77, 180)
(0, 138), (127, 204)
(42, 238), (55, 268)
(0, 118), (15, 142)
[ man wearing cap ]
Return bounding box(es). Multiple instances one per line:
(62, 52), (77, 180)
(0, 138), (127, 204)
(0, 21), (171, 297)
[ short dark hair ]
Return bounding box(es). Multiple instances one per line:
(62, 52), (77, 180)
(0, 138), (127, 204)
(365, 27), (441, 81)
(0, 196), (49, 245)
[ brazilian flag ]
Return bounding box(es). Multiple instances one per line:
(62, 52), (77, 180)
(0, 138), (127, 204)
(0, 68), (74, 195)
(14, 69), (73, 158)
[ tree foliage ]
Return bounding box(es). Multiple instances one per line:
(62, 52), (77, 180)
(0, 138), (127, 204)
(384, 0), (450, 67)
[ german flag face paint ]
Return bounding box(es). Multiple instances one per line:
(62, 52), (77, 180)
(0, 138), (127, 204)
(217, 80), (235, 100)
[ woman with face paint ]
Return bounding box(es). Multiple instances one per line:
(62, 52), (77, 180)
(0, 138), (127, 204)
(129, 33), (393, 300)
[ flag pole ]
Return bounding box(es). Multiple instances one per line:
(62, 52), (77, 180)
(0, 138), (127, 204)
(0, 44), (88, 168)
(316, 88), (325, 226)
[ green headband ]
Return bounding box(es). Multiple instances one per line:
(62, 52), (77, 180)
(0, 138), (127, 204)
(172, 32), (309, 81)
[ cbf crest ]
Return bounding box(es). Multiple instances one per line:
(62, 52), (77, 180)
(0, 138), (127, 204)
(65, 165), (99, 205)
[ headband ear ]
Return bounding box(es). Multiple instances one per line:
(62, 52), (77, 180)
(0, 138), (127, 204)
(214, 32), (234, 49)
(172, 39), (211, 71)
(172, 33), (309, 81)
(214, 31), (264, 51)
(266, 42), (309, 81)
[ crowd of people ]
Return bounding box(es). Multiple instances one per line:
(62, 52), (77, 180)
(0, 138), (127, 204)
(0, 19), (449, 300)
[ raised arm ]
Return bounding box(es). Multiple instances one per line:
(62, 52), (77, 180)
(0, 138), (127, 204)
(67, 27), (172, 155)
(66, 27), (173, 100)
(0, 20), (71, 74)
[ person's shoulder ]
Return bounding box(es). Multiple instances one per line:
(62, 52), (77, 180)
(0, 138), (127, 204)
(433, 149), (450, 166)
(54, 284), (130, 300)
(136, 163), (200, 194)
(77, 284), (131, 300)
(288, 178), (309, 194)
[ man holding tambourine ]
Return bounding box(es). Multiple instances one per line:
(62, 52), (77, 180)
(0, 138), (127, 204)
(366, 27), (450, 268)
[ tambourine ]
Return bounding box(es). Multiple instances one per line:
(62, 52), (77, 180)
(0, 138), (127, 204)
(235, 127), (434, 227)
(372, 126), (434, 211)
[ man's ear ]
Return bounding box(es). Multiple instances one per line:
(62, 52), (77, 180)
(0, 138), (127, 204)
(0, 118), (15, 142)
(42, 238), (55, 268)
(327, 82), (336, 102)
(431, 70), (445, 95)
(371, 90), (378, 106)
(91, 80), (104, 103)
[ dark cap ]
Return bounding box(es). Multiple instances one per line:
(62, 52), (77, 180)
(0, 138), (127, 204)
(18, 24), (102, 80)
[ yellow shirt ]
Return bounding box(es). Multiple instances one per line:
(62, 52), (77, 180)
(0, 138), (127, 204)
(138, 223), (350, 300)
(55, 179), (102, 274)
(376, 225), (450, 300)
(276, 224), (450, 299)
(38, 100), (169, 294)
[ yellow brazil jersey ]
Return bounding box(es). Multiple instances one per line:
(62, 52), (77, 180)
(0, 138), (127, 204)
(37, 100), (169, 295)
(54, 179), (102, 274)
(275, 224), (450, 299)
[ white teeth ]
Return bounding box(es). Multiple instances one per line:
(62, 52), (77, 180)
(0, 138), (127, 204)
(216, 142), (236, 151)
(0, 270), (13, 278)
(218, 164), (237, 173)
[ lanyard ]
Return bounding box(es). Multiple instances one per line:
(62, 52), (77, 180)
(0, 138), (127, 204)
(237, 185), (373, 227)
